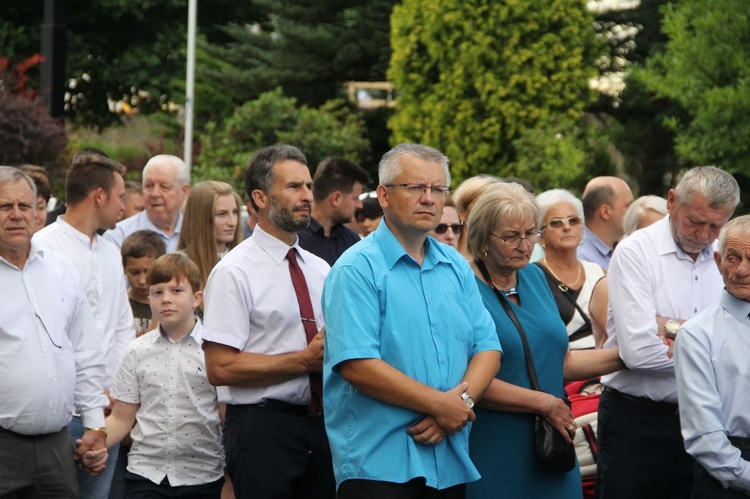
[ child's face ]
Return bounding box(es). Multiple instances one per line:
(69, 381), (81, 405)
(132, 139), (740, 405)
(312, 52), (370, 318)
(124, 256), (157, 300)
(149, 277), (202, 331)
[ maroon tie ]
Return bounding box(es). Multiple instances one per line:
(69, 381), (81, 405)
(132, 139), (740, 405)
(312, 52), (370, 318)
(286, 248), (323, 415)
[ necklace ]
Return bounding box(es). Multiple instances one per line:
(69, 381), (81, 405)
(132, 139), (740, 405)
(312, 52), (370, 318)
(490, 272), (518, 297)
(542, 257), (581, 292)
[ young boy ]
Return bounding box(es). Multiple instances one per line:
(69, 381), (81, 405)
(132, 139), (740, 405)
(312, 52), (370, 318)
(82, 253), (224, 497)
(121, 230), (167, 336)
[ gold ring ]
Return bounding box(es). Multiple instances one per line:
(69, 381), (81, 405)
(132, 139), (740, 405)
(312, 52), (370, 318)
(565, 424), (575, 431)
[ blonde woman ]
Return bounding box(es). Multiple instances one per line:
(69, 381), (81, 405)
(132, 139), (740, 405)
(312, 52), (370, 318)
(453, 174), (502, 257)
(177, 181), (243, 302)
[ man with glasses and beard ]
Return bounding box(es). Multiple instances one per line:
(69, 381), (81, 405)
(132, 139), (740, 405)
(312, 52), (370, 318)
(202, 145), (334, 499)
(596, 166), (740, 499)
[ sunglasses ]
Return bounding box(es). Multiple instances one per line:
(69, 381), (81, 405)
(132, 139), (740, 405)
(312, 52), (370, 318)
(542, 216), (582, 230)
(434, 223), (464, 235)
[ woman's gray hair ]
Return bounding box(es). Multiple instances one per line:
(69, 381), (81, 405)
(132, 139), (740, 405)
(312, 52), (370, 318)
(623, 195), (667, 236)
(143, 155), (191, 186)
(0, 166), (37, 199)
(535, 189), (584, 229)
(717, 214), (750, 255)
(675, 166), (739, 210)
(467, 182), (538, 262)
(378, 143), (450, 186)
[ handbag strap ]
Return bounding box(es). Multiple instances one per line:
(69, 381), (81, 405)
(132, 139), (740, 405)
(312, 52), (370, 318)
(535, 263), (592, 343)
(476, 260), (540, 391)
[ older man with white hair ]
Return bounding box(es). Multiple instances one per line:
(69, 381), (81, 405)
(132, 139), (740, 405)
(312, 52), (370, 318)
(675, 214), (750, 498)
(105, 155), (190, 252)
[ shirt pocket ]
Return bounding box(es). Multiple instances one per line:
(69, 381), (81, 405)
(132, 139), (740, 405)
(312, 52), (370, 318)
(441, 292), (473, 343)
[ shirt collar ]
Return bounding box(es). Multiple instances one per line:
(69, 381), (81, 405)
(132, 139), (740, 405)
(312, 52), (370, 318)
(583, 226), (612, 257)
(656, 215), (715, 262)
(154, 317), (203, 344)
(54, 216), (98, 249)
(141, 210), (183, 237)
(251, 224), (304, 265)
(0, 240), (45, 269)
(374, 218), (450, 270)
(719, 289), (750, 322)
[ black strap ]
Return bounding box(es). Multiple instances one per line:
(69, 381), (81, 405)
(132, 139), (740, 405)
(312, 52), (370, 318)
(476, 260), (540, 391)
(536, 263), (592, 343)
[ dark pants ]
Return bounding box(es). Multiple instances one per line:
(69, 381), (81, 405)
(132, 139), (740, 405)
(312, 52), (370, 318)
(224, 401), (335, 499)
(0, 426), (77, 498)
(595, 388), (693, 499)
(123, 472), (223, 499)
(338, 478), (466, 499)
(691, 438), (750, 499)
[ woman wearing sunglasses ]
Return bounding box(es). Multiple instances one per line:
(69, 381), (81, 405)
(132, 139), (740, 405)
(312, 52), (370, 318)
(534, 189), (605, 350)
(428, 197), (463, 248)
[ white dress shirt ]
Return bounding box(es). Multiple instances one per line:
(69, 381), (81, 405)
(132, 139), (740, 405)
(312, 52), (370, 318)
(111, 320), (223, 486)
(104, 210), (183, 253)
(202, 224), (330, 405)
(675, 290), (750, 492)
(35, 217), (134, 388)
(0, 243), (107, 434)
(602, 216), (723, 402)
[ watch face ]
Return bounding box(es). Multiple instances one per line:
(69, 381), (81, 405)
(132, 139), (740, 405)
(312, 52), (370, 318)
(665, 320), (680, 337)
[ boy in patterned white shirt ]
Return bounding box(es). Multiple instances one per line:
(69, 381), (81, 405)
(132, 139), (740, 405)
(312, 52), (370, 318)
(81, 254), (224, 498)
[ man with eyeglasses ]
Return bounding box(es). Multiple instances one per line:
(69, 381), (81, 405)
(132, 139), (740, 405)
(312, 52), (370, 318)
(596, 166), (739, 499)
(322, 143), (502, 498)
(579, 176), (634, 271)
(0, 166), (108, 496)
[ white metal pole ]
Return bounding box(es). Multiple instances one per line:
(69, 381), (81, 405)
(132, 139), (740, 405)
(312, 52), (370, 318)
(184, 0), (197, 169)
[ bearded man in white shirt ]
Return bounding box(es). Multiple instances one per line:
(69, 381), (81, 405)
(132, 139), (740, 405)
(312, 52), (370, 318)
(0, 166), (109, 497)
(596, 166), (740, 499)
(34, 152), (134, 499)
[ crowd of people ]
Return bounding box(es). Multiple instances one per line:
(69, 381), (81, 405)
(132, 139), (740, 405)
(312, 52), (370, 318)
(1, 142), (748, 499)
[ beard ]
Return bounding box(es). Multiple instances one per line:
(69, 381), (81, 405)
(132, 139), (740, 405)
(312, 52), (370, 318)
(268, 196), (310, 232)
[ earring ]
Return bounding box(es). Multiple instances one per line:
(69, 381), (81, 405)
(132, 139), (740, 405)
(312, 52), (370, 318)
(483, 249), (488, 258)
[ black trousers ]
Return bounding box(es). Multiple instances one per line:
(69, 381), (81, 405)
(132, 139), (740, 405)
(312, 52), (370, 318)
(338, 478), (466, 499)
(224, 402), (335, 499)
(123, 472), (224, 499)
(595, 388), (693, 499)
(0, 426), (77, 498)
(691, 438), (750, 499)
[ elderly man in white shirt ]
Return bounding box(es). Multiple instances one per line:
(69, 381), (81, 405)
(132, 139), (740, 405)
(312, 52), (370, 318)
(0, 166), (109, 497)
(105, 155), (190, 252)
(34, 152), (134, 499)
(675, 215), (750, 498)
(596, 166), (740, 499)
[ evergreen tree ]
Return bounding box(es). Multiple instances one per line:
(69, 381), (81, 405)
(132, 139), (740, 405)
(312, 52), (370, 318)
(638, 0), (750, 178)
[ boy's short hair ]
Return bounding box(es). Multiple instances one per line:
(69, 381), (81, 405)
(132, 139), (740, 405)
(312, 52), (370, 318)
(124, 180), (143, 195)
(146, 253), (202, 292)
(121, 230), (167, 267)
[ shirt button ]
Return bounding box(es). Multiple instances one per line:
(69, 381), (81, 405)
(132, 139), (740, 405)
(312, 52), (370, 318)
(694, 275), (698, 281)
(434, 329), (439, 334)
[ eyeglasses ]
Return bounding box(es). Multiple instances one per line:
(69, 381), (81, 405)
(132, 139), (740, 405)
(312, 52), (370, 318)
(542, 216), (582, 230)
(359, 190), (378, 200)
(490, 231), (542, 249)
(434, 223), (464, 235)
(384, 183), (452, 198)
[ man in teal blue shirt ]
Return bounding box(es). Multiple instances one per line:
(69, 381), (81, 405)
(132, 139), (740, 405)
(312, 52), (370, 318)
(322, 143), (502, 499)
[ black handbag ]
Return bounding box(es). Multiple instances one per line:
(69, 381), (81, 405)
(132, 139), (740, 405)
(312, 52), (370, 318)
(535, 263), (593, 344)
(477, 260), (576, 472)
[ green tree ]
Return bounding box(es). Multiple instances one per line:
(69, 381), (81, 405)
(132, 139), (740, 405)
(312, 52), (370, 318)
(0, 0), (263, 129)
(637, 0), (750, 176)
(200, 0), (396, 109)
(196, 89), (370, 191)
(590, 0), (683, 196)
(388, 0), (604, 185)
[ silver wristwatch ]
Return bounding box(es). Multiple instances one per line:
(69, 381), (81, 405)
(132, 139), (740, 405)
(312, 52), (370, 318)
(461, 391), (475, 409)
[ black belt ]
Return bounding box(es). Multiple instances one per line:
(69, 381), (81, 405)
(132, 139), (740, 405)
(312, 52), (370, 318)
(729, 436), (750, 451)
(603, 386), (679, 414)
(229, 400), (313, 418)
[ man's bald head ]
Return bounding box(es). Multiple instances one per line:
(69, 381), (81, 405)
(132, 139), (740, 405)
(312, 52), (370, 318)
(582, 176), (634, 242)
